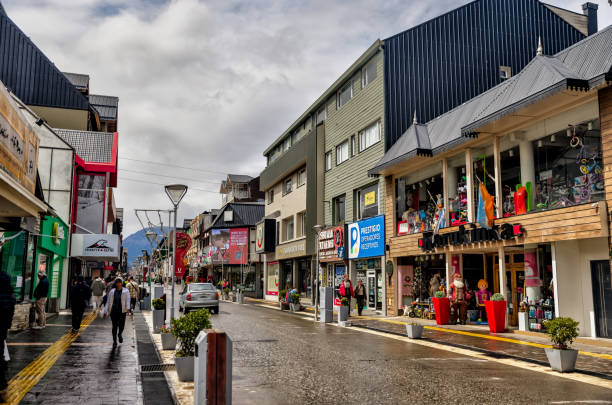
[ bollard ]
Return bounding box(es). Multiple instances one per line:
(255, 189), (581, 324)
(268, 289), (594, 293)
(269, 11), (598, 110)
(194, 329), (232, 405)
(319, 286), (333, 323)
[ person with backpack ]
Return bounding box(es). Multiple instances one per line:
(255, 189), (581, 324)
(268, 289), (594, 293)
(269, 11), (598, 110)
(32, 270), (49, 329)
(90, 276), (106, 311)
(70, 276), (91, 333)
(126, 277), (140, 312)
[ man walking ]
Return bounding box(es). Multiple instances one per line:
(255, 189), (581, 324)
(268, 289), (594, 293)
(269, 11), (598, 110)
(90, 276), (106, 311)
(104, 278), (130, 346)
(126, 276), (140, 313)
(0, 271), (15, 403)
(32, 270), (49, 329)
(70, 276), (91, 333)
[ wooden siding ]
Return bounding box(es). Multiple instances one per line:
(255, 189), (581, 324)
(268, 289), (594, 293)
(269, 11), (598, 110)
(599, 86), (612, 284)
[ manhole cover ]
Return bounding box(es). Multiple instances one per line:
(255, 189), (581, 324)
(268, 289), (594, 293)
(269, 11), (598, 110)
(141, 364), (175, 373)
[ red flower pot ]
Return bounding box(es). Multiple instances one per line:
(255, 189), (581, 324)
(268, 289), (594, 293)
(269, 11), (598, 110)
(433, 297), (450, 325)
(485, 300), (506, 333)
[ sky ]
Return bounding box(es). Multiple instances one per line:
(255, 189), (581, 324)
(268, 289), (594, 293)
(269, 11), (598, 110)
(3, 0), (611, 236)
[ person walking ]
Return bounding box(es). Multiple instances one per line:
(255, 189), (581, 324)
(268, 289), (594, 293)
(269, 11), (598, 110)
(90, 276), (106, 312)
(354, 279), (366, 316)
(0, 271), (15, 403)
(32, 270), (49, 329)
(338, 274), (354, 316)
(126, 276), (140, 313)
(104, 278), (130, 346)
(70, 276), (91, 333)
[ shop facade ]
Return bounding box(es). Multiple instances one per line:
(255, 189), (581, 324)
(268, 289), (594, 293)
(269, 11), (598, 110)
(275, 238), (312, 299)
(318, 225), (346, 298)
(369, 31), (612, 337)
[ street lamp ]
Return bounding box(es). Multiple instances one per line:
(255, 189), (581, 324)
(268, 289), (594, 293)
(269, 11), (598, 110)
(313, 224), (324, 321)
(145, 230), (158, 289)
(165, 184), (188, 321)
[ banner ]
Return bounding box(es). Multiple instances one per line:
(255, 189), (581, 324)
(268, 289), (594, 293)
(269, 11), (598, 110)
(209, 228), (248, 265)
(174, 232), (192, 277)
(347, 215), (385, 259)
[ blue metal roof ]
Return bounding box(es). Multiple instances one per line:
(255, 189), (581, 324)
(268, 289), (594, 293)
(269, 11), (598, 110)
(0, 11), (89, 110)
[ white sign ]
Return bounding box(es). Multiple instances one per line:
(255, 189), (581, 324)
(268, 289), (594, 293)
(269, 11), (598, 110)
(73, 234), (121, 261)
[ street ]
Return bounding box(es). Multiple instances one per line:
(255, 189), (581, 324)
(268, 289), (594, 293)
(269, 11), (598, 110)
(212, 301), (612, 404)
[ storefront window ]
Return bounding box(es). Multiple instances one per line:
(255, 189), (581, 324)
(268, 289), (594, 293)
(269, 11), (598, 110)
(447, 153), (467, 226)
(357, 183), (378, 219)
(75, 174), (105, 234)
(499, 143), (521, 217)
(0, 231), (26, 298)
(472, 149), (495, 224)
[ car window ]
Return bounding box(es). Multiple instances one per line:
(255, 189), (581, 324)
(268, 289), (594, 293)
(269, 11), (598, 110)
(189, 284), (214, 292)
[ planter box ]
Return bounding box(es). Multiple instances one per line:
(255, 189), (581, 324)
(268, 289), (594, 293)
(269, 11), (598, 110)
(406, 324), (424, 339)
(161, 333), (177, 350)
(174, 355), (194, 382)
(152, 309), (165, 334)
(485, 300), (506, 333)
(339, 306), (349, 322)
(432, 297), (450, 325)
(545, 348), (578, 372)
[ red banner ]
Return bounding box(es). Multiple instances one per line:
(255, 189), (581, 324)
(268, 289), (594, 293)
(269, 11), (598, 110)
(210, 228), (248, 265)
(174, 232), (192, 277)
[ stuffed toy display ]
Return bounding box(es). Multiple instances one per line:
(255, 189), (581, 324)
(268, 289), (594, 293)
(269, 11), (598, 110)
(475, 279), (491, 321)
(448, 273), (470, 325)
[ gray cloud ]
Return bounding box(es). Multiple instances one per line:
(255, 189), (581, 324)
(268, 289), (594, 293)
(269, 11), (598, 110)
(3, 0), (609, 235)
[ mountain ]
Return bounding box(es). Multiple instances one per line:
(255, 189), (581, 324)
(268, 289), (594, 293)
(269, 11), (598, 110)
(123, 227), (163, 269)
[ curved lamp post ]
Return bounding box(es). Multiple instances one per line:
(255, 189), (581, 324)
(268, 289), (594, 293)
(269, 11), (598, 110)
(165, 184), (188, 321)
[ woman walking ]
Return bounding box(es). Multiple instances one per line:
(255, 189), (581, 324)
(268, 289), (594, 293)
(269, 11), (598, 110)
(104, 278), (131, 346)
(354, 279), (366, 316)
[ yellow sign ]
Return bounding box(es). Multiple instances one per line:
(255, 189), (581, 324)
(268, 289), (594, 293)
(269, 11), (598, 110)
(364, 191), (376, 206)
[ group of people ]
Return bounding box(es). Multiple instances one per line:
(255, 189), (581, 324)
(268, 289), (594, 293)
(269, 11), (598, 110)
(337, 274), (367, 316)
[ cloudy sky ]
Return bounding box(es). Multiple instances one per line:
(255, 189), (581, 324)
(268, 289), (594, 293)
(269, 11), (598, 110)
(3, 0), (611, 236)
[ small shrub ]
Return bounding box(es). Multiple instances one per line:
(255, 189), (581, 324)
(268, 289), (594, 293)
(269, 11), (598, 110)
(491, 293), (505, 301)
(222, 287), (230, 295)
(279, 290), (287, 302)
(545, 317), (579, 350)
(160, 325), (173, 334)
(341, 297), (349, 307)
(152, 298), (165, 310)
(171, 308), (212, 357)
(434, 291), (445, 298)
(290, 292), (300, 304)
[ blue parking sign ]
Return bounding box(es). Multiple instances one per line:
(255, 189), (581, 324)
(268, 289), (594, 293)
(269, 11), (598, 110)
(347, 215), (385, 259)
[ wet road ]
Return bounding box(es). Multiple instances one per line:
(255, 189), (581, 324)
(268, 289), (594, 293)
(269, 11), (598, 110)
(213, 301), (612, 405)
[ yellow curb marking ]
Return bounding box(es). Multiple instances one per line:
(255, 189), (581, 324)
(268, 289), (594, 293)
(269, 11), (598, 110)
(2, 312), (97, 405)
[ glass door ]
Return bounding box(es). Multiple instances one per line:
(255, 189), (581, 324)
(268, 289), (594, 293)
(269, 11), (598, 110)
(591, 260), (612, 338)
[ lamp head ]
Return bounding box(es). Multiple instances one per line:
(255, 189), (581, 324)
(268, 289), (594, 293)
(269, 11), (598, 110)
(165, 184), (188, 207)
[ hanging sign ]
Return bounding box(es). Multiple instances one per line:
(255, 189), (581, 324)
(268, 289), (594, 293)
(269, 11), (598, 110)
(418, 222), (523, 252)
(174, 232), (192, 277)
(347, 215), (385, 259)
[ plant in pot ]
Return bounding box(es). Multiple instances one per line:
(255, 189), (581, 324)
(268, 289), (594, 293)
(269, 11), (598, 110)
(279, 290), (289, 310)
(544, 317), (579, 372)
(406, 321), (424, 339)
(160, 325), (177, 350)
(171, 308), (211, 382)
(432, 291), (450, 325)
(289, 292), (301, 312)
(338, 297), (350, 323)
(485, 293), (506, 333)
(151, 298), (165, 333)
(222, 288), (230, 300)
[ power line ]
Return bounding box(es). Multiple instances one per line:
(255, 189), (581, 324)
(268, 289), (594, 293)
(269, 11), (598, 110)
(119, 157), (250, 176)
(120, 177), (220, 194)
(120, 168), (222, 185)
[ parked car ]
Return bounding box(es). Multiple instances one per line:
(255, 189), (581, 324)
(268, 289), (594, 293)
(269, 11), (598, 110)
(179, 283), (219, 314)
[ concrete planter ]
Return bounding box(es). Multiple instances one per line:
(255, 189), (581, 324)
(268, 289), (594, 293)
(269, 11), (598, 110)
(339, 306), (349, 322)
(161, 333), (177, 350)
(152, 309), (165, 334)
(174, 355), (194, 382)
(406, 324), (424, 339)
(544, 348), (578, 372)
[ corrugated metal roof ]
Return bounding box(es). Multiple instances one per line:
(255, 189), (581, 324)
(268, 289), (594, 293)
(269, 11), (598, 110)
(370, 25), (612, 175)
(544, 4), (588, 36)
(207, 202), (264, 230)
(0, 12), (89, 110)
(89, 94), (118, 120)
(54, 129), (114, 163)
(63, 72), (89, 90)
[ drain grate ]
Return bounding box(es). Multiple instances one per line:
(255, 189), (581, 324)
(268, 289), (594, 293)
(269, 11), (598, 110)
(141, 363), (175, 373)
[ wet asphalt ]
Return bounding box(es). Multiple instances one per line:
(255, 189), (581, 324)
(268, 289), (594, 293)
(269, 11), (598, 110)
(213, 301), (612, 405)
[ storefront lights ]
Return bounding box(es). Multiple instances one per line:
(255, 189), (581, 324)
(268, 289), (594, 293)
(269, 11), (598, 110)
(509, 149), (514, 157)
(537, 140), (543, 148)
(550, 134), (556, 143)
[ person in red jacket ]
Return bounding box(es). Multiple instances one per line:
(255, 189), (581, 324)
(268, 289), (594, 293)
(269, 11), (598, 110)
(338, 274), (354, 316)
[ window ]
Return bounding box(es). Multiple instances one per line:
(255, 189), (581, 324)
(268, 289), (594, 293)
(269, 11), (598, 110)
(283, 216), (294, 241)
(351, 135), (356, 156)
(357, 183), (379, 219)
(359, 122), (381, 152)
(283, 137), (291, 152)
(325, 151), (332, 171)
(337, 81), (352, 109)
(333, 195), (346, 224)
(317, 107), (327, 124)
(298, 169), (306, 187)
(500, 66), (512, 79)
(362, 57), (377, 88)
(267, 189), (274, 204)
(296, 211), (306, 237)
(76, 174), (106, 233)
(336, 141), (349, 165)
(283, 178), (292, 195)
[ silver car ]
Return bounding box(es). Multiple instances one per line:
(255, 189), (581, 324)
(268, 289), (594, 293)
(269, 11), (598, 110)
(179, 283), (219, 314)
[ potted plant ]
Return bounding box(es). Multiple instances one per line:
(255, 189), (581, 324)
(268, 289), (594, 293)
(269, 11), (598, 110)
(171, 308), (211, 382)
(406, 321), (424, 339)
(222, 288), (230, 300)
(289, 292), (301, 312)
(338, 297), (349, 322)
(160, 325), (177, 350)
(432, 291), (450, 325)
(152, 298), (165, 333)
(485, 293), (506, 333)
(544, 317), (579, 372)
(279, 290), (288, 310)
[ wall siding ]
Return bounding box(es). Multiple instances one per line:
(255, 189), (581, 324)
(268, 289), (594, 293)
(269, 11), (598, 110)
(599, 86), (612, 284)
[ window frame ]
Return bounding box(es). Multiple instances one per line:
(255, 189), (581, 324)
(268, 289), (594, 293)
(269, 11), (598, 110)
(325, 151), (332, 172)
(283, 216), (295, 241)
(332, 194), (346, 225)
(359, 121), (381, 152)
(267, 189), (274, 205)
(337, 81), (353, 109)
(356, 182), (379, 219)
(316, 106), (327, 124)
(297, 169), (306, 187)
(336, 140), (349, 166)
(283, 177), (292, 196)
(361, 57), (377, 88)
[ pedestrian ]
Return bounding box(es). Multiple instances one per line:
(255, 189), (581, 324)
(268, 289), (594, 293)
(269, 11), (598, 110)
(70, 275), (91, 333)
(354, 279), (366, 316)
(0, 271), (15, 403)
(32, 270), (49, 329)
(103, 278), (130, 346)
(338, 274), (354, 316)
(90, 276), (106, 311)
(126, 276), (140, 313)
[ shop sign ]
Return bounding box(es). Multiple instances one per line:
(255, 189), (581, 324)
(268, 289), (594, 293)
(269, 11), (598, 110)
(418, 222), (524, 252)
(174, 233), (192, 278)
(39, 216), (68, 256)
(347, 215), (385, 259)
(276, 239), (306, 260)
(318, 226), (344, 261)
(255, 219), (275, 253)
(78, 234), (120, 261)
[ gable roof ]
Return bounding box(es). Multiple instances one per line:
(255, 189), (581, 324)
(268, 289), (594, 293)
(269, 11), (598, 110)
(369, 25), (612, 175)
(89, 94), (118, 120)
(0, 12), (89, 110)
(206, 202), (264, 231)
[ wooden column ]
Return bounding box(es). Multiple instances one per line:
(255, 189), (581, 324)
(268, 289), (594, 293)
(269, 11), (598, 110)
(497, 246), (507, 297)
(493, 136), (503, 219)
(465, 148), (474, 222)
(442, 157), (450, 226)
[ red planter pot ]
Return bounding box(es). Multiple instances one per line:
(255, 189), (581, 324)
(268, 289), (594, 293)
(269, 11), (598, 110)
(433, 297), (450, 325)
(485, 300), (506, 333)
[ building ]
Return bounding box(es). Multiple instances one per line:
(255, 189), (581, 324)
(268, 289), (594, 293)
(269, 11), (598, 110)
(220, 174), (264, 205)
(369, 25), (612, 337)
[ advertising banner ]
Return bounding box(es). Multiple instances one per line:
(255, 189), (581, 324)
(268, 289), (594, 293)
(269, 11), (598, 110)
(347, 215), (385, 259)
(174, 232), (192, 277)
(210, 228), (249, 264)
(267, 261), (279, 296)
(79, 234), (120, 261)
(318, 226), (344, 262)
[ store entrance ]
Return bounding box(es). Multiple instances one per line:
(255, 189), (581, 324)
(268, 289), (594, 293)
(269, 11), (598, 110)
(493, 254), (524, 327)
(591, 260), (612, 338)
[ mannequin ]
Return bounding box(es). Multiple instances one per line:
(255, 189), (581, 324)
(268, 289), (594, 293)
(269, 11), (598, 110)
(448, 273), (470, 325)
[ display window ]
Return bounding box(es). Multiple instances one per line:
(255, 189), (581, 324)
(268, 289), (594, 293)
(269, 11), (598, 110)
(472, 150), (495, 226)
(446, 153), (467, 227)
